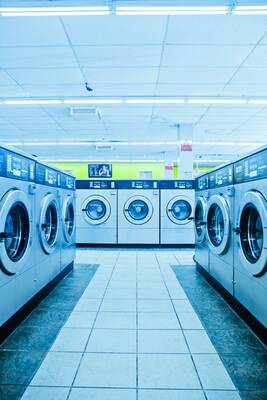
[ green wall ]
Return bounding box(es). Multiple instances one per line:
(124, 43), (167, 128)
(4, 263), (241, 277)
(52, 162), (212, 179)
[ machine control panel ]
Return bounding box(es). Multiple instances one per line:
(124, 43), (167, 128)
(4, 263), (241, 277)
(36, 163), (60, 187)
(76, 180), (117, 190)
(0, 147), (35, 181)
(234, 148), (267, 183)
(62, 174), (76, 190)
(160, 180), (195, 189)
(117, 180), (159, 189)
(209, 165), (233, 188)
(195, 175), (209, 191)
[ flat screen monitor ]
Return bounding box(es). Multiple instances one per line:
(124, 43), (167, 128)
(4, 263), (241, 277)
(88, 163), (112, 178)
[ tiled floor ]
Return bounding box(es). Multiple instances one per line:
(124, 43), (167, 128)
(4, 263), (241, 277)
(1, 249), (267, 400)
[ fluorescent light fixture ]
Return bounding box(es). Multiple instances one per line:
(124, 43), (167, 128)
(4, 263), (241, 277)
(130, 142), (165, 145)
(188, 99), (247, 104)
(63, 99), (123, 104)
(125, 99), (185, 104)
(0, 7), (110, 17)
(248, 100), (267, 104)
(194, 159), (231, 163)
(3, 99), (62, 105)
(116, 6), (227, 15)
(94, 141), (129, 145)
(233, 5), (267, 15)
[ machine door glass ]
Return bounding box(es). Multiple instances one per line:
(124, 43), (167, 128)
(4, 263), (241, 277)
(167, 197), (192, 225)
(206, 195), (231, 255)
(0, 190), (32, 275)
(237, 191), (267, 276)
(39, 194), (59, 254)
(82, 195), (111, 225)
(124, 196), (153, 225)
(62, 196), (75, 243)
(194, 197), (206, 243)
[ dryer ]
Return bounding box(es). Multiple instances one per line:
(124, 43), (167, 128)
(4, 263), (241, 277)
(0, 146), (36, 327)
(117, 180), (159, 245)
(233, 147), (267, 328)
(35, 162), (61, 292)
(60, 173), (76, 271)
(205, 164), (235, 294)
(194, 174), (210, 272)
(160, 180), (195, 245)
(76, 180), (117, 245)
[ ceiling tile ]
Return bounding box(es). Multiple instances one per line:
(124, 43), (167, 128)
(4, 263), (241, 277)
(230, 67), (267, 84)
(159, 67), (235, 84)
(63, 15), (167, 45)
(83, 67), (158, 83)
(7, 68), (84, 85)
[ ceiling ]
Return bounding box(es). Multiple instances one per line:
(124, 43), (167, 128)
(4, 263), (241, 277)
(0, 0), (267, 165)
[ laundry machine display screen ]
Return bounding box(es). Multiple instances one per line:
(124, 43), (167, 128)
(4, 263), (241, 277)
(6, 153), (30, 181)
(128, 200), (149, 220)
(234, 149), (267, 183)
(0, 149), (5, 176)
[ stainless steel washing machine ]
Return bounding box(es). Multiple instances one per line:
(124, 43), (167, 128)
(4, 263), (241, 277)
(194, 174), (210, 272)
(160, 180), (195, 245)
(233, 147), (267, 328)
(117, 180), (159, 245)
(35, 162), (61, 292)
(0, 145), (36, 327)
(60, 172), (76, 271)
(76, 180), (117, 244)
(206, 164), (235, 294)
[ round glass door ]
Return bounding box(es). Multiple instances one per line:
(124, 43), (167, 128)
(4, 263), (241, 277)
(236, 191), (267, 277)
(62, 196), (75, 243)
(206, 195), (231, 255)
(0, 190), (32, 275)
(207, 204), (224, 247)
(5, 202), (30, 262)
(124, 196), (153, 225)
(40, 194), (59, 254)
(194, 197), (206, 243)
(167, 197), (192, 225)
(82, 195), (111, 225)
(240, 204), (263, 264)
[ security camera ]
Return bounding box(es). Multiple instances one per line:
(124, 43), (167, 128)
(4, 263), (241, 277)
(85, 82), (93, 92)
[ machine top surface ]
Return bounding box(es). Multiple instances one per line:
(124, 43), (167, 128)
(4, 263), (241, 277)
(234, 147), (267, 184)
(160, 180), (195, 190)
(76, 179), (116, 190)
(0, 146), (35, 182)
(117, 180), (159, 189)
(209, 164), (233, 189)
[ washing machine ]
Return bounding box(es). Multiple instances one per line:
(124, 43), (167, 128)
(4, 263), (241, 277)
(160, 180), (195, 245)
(60, 172), (76, 271)
(0, 145), (36, 327)
(205, 164), (235, 294)
(233, 147), (267, 327)
(117, 180), (159, 245)
(76, 179), (117, 244)
(194, 174), (210, 272)
(35, 162), (61, 291)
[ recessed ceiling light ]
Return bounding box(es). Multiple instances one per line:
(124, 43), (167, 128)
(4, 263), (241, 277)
(116, 6), (228, 15)
(0, 7), (110, 17)
(125, 99), (185, 104)
(63, 99), (123, 104)
(187, 99), (247, 104)
(3, 99), (62, 105)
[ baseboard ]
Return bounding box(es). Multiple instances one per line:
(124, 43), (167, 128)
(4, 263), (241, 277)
(196, 263), (267, 346)
(0, 262), (74, 344)
(77, 243), (195, 249)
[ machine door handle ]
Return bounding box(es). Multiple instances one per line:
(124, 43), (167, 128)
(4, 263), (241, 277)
(0, 232), (16, 240)
(41, 223), (56, 229)
(233, 227), (241, 234)
(200, 221), (206, 226)
(82, 208), (88, 212)
(125, 209), (129, 212)
(188, 217), (194, 220)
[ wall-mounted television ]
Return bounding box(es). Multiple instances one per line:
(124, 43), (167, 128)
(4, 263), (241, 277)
(88, 163), (112, 178)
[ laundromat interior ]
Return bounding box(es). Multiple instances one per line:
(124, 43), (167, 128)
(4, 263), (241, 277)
(1, 1), (267, 399)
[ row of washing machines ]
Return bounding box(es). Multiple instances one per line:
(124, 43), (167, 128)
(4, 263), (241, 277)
(195, 145), (267, 329)
(0, 145), (76, 329)
(76, 179), (195, 246)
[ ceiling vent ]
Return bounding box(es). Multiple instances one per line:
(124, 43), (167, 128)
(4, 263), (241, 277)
(70, 107), (101, 118)
(95, 143), (113, 151)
